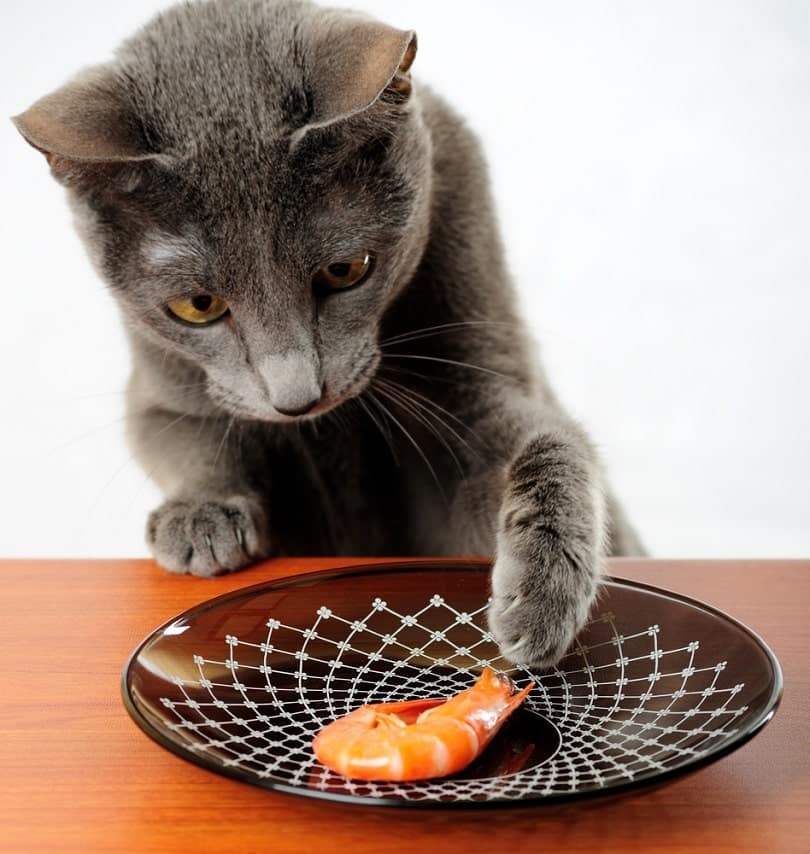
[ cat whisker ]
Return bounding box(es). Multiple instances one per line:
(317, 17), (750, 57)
(332, 401), (355, 434)
(34, 387), (203, 474)
(367, 390), (446, 503)
(49, 381), (210, 404)
(374, 377), (479, 467)
(377, 364), (461, 388)
(193, 410), (213, 441)
(41, 385), (208, 462)
(382, 352), (514, 382)
(123, 410), (216, 517)
(160, 344), (172, 373)
(364, 390), (397, 449)
(212, 415), (236, 469)
(379, 320), (518, 348)
(319, 403), (344, 439)
(373, 381), (465, 477)
(133, 381), (210, 394)
(85, 410), (191, 516)
(375, 373), (485, 453)
(354, 395), (399, 466)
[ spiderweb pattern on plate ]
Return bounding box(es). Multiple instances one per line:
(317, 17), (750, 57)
(157, 594), (750, 802)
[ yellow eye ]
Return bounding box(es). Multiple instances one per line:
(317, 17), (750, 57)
(167, 294), (229, 325)
(312, 252), (374, 292)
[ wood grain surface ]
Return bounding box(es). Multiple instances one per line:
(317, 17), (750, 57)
(1, 558), (807, 853)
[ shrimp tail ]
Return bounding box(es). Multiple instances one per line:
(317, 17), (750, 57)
(501, 678), (535, 719)
(475, 666), (534, 720)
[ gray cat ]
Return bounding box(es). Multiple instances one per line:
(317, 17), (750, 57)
(14, 0), (643, 667)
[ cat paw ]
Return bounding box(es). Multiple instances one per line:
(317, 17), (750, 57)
(488, 542), (597, 669)
(146, 496), (269, 577)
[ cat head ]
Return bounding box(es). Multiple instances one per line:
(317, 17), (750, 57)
(14, 0), (432, 420)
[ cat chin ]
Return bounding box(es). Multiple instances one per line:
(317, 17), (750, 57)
(205, 383), (369, 425)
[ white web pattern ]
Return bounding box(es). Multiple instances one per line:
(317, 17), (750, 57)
(156, 594), (751, 802)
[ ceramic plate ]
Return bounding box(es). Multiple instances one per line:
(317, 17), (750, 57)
(122, 560), (782, 806)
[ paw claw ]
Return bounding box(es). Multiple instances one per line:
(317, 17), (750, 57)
(204, 533), (217, 563)
(501, 635), (528, 661)
(501, 595), (523, 616)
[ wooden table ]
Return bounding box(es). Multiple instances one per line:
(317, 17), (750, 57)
(1, 558), (807, 853)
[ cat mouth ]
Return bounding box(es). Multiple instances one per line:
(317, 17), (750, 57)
(205, 347), (380, 423)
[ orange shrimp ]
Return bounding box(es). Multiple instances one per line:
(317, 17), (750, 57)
(312, 667), (533, 781)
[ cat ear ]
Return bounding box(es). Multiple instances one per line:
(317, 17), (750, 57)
(12, 64), (158, 182)
(305, 14), (417, 130)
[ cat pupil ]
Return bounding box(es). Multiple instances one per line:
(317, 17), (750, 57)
(192, 295), (213, 312)
(328, 262), (352, 279)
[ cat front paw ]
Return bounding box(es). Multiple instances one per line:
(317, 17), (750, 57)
(146, 495), (269, 577)
(488, 539), (598, 669)
(487, 429), (607, 668)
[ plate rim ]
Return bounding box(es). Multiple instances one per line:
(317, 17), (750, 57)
(121, 558), (784, 808)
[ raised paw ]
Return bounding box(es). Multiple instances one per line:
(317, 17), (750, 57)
(488, 541), (598, 669)
(146, 495), (269, 577)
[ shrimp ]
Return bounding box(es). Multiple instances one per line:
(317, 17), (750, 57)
(312, 667), (533, 781)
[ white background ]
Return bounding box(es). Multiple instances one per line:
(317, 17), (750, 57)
(1, 0), (808, 558)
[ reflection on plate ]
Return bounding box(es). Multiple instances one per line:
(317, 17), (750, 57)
(122, 560), (782, 806)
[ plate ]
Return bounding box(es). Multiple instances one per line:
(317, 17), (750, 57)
(122, 560), (782, 806)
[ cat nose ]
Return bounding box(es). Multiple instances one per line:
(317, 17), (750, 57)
(269, 379), (322, 417)
(274, 395), (321, 417)
(259, 351), (322, 418)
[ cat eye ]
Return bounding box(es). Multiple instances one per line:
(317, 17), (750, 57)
(166, 294), (229, 325)
(312, 252), (375, 293)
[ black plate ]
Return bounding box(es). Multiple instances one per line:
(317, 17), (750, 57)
(122, 560), (782, 805)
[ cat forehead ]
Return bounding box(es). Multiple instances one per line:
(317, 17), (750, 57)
(141, 230), (206, 268)
(119, 1), (315, 143)
(111, 0), (415, 156)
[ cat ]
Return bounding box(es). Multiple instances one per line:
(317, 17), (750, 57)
(14, 0), (644, 667)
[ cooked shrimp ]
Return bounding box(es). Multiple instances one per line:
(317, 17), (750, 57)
(312, 667), (533, 781)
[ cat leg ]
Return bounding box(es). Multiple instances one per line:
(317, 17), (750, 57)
(128, 406), (271, 577)
(488, 415), (607, 668)
(446, 405), (609, 668)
